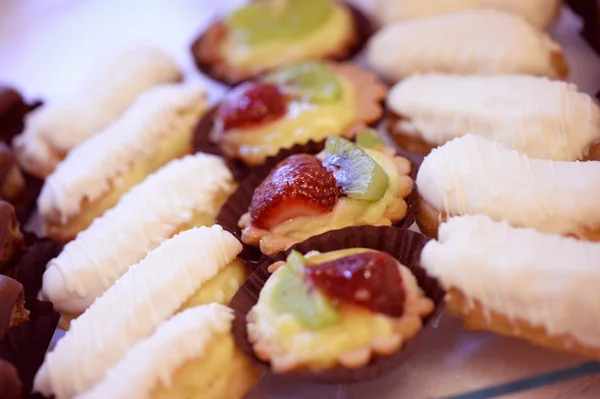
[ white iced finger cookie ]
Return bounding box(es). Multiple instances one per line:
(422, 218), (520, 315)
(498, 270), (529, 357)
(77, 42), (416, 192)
(367, 10), (566, 82)
(373, 0), (560, 29)
(34, 225), (243, 399)
(38, 83), (208, 243)
(42, 154), (235, 316)
(76, 304), (258, 399)
(416, 134), (600, 239)
(387, 74), (600, 160)
(421, 215), (600, 358)
(14, 47), (181, 178)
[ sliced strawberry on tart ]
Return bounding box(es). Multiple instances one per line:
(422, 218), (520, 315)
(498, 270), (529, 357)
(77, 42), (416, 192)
(239, 133), (413, 255)
(206, 61), (386, 166)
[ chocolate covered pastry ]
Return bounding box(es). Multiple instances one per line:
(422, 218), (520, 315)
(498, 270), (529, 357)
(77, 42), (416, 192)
(0, 145), (25, 215)
(0, 86), (36, 145)
(0, 360), (21, 399)
(0, 202), (25, 277)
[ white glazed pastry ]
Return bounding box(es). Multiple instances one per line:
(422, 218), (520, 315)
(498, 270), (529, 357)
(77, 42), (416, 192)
(38, 83), (208, 243)
(415, 134), (600, 239)
(387, 74), (600, 160)
(42, 153), (235, 316)
(373, 0), (561, 29)
(14, 47), (182, 178)
(421, 215), (600, 358)
(76, 304), (258, 399)
(367, 10), (567, 83)
(34, 225), (243, 399)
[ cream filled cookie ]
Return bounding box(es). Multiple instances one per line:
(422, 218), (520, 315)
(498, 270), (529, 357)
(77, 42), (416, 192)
(416, 134), (600, 239)
(373, 0), (561, 29)
(76, 304), (258, 399)
(42, 153), (236, 320)
(248, 249), (434, 372)
(34, 226), (244, 399)
(191, 0), (370, 85)
(205, 61), (386, 166)
(421, 215), (600, 359)
(367, 10), (567, 83)
(14, 48), (181, 178)
(38, 84), (207, 243)
(239, 134), (413, 255)
(386, 74), (600, 160)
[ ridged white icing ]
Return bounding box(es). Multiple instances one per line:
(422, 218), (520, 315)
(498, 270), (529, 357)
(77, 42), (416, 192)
(76, 304), (234, 399)
(34, 226), (242, 399)
(367, 10), (562, 82)
(421, 215), (600, 349)
(416, 134), (600, 236)
(387, 74), (600, 161)
(38, 84), (207, 222)
(42, 154), (235, 314)
(13, 47), (181, 174)
(374, 0), (560, 29)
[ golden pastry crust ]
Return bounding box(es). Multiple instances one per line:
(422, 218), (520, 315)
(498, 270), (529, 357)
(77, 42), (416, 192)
(192, 15), (359, 86)
(445, 288), (600, 360)
(388, 111), (600, 159)
(416, 194), (600, 240)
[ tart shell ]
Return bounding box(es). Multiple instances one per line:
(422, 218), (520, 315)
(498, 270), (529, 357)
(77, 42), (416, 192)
(229, 225), (444, 383)
(190, 2), (373, 86)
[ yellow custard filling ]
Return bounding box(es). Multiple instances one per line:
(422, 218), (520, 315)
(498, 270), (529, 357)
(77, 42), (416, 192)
(222, 3), (354, 70)
(152, 334), (258, 399)
(221, 76), (357, 165)
(270, 149), (403, 241)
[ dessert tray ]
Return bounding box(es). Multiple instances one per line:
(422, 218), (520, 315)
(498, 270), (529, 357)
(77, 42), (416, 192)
(0, 0), (600, 398)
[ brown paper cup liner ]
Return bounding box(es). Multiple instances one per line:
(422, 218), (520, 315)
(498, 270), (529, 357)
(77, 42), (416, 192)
(0, 298), (59, 397)
(15, 233), (62, 298)
(189, 2), (373, 86)
(229, 225), (444, 384)
(216, 139), (419, 263)
(381, 111), (425, 179)
(18, 172), (43, 226)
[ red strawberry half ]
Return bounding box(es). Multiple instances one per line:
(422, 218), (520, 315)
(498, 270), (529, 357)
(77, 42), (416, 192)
(250, 154), (340, 229)
(218, 82), (287, 131)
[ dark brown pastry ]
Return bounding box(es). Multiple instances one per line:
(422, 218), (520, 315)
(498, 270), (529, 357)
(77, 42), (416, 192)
(0, 277), (28, 340)
(0, 202), (25, 277)
(0, 360), (21, 399)
(0, 87), (36, 145)
(0, 144), (26, 210)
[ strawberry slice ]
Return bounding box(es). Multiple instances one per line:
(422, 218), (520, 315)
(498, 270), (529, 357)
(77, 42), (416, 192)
(250, 154), (340, 229)
(218, 82), (287, 131)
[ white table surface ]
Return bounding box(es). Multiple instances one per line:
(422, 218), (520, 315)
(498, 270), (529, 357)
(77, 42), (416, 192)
(1, 1), (600, 398)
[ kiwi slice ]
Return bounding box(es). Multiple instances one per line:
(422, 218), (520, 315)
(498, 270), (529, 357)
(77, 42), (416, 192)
(356, 128), (385, 150)
(323, 137), (390, 202)
(227, 0), (334, 46)
(263, 61), (342, 103)
(270, 251), (340, 329)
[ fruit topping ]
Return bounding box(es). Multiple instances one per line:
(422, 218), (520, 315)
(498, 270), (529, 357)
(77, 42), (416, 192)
(218, 82), (287, 131)
(227, 0), (334, 46)
(250, 154), (340, 229)
(306, 250), (405, 317)
(270, 250), (340, 329)
(263, 61), (342, 103)
(356, 128), (385, 150)
(322, 137), (389, 202)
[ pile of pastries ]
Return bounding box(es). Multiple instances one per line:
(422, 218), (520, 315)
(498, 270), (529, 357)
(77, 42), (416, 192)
(1, 0), (599, 397)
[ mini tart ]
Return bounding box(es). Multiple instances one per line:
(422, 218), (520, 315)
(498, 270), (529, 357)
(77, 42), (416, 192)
(34, 226), (244, 399)
(416, 135), (600, 239)
(367, 10), (567, 83)
(77, 304), (258, 399)
(14, 47), (181, 179)
(207, 62), (386, 166)
(373, 0), (561, 29)
(421, 215), (600, 359)
(239, 139), (413, 256)
(42, 154), (235, 318)
(38, 84), (207, 244)
(247, 248), (434, 373)
(191, 0), (369, 85)
(386, 74), (600, 160)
